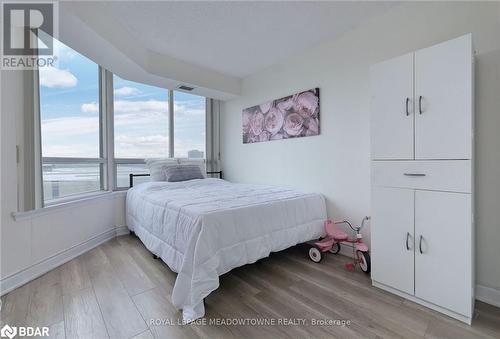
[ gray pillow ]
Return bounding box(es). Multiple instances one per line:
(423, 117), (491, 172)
(145, 158), (179, 181)
(163, 165), (205, 182)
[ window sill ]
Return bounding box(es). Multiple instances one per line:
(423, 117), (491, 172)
(44, 190), (112, 207)
(11, 190), (127, 221)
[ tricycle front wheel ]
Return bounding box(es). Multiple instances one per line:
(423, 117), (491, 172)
(356, 250), (371, 274)
(328, 242), (341, 254)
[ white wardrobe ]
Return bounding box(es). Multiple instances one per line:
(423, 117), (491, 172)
(370, 34), (474, 324)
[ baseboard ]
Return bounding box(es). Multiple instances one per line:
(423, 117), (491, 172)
(0, 225), (129, 296)
(116, 225), (131, 236)
(476, 284), (500, 308)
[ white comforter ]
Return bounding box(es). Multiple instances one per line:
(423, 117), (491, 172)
(126, 178), (326, 322)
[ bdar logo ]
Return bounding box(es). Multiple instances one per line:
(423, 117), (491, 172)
(0, 324), (17, 339)
(0, 324), (48, 338)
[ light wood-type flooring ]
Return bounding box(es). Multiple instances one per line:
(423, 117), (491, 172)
(1, 234), (499, 338)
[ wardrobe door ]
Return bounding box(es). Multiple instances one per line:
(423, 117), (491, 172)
(414, 34), (473, 160)
(370, 53), (414, 160)
(414, 190), (472, 316)
(371, 187), (415, 295)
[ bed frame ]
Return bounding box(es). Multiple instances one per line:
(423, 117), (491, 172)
(129, 171), (223, 187)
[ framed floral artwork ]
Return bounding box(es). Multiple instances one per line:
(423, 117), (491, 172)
(242, 88), (320, 143)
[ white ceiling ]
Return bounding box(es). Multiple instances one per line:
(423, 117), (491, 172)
(99, 1), (397, 78)
(61, 1), (398, 99)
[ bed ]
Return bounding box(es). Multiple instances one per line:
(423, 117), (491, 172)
(126, 177), (327, 322)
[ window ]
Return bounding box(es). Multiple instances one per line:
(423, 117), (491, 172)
(113, 78), (208, 189)
(38, 37), (105, 204)
(113, 75), (169, 158)
(35, 37), (209, 200)
(113, 75), (169, 187)
(173, 91), (206, 158)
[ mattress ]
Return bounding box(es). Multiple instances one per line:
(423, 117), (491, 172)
(126, 178), (326, 322)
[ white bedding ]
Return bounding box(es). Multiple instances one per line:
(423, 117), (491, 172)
(126, 178), (326, 322)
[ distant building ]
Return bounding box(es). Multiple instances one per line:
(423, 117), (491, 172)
(188, 149), (204, 158)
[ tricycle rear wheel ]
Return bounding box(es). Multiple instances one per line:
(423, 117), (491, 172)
(309, 247), (322, 263)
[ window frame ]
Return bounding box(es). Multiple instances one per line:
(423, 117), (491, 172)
(110, 82), (208, 190)
(114, 158), (148, 190)
(110, 74), (171, 190)
(172, 90), (207, 159)
(35, 38), (209, 203)
(38, 63), (109, 207)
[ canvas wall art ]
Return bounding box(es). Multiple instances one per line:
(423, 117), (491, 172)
(242, 88), (320, 144)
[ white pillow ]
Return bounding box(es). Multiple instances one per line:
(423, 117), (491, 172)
(178, 158), (206, 178)
(145, 158), (179, 181)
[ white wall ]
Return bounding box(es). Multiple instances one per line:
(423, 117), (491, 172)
(0, 70), (127, 293)
(220, 1), (500, 297)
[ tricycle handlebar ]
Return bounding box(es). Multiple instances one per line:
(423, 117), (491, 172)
(335, 216), (371, 232)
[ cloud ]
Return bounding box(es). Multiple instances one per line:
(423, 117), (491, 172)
(41, 116), (99, 137)
(41, 114), (204, 158)
(42, 143), (99, 158)
(114, 112), (165, 127)
(114, 100), (168, 114)
(173, 102), (204, 117)
(113, 100), (204, 117)
(116, 134), (168, 144)
(114, 86), (142, 97)
(41, 116), (100, 157)
(81, 102), (99, 114)
(114, 134), (169, 158)
(55, 43), (78, 61)
(44, 98), (205, 158)
(41, 112), (167, 142)
(79, 99), (167, 116)
(80, 99), (203, 118)
(39, 67), (78, 88)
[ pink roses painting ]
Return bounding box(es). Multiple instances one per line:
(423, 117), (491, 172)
(242, 88), (320, 144)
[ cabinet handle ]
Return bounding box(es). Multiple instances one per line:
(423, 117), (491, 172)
(405, 97), (410, 116)
(403, 173), (426, 177)
(418, 95), (423, 114)
(406, 232), (411, 250)
(419, 235), (424, 254)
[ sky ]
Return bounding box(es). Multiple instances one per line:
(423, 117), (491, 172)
(39, 39), (206, 160)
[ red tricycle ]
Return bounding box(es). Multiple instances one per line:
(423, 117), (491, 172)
(308, 216), (371, 274)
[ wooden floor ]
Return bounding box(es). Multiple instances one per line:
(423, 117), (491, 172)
(1, 235), (499, 339)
